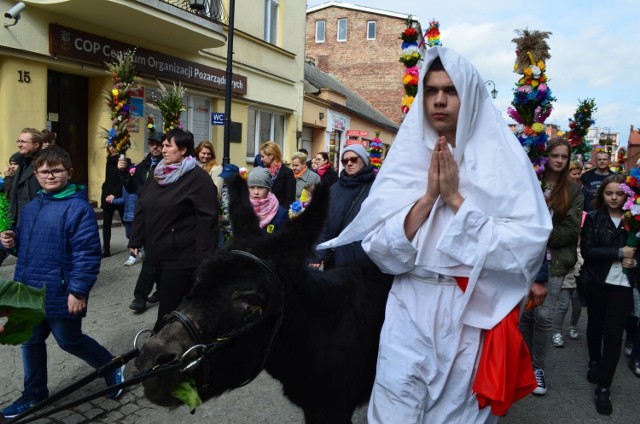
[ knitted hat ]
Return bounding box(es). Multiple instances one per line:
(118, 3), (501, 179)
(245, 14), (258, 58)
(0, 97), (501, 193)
(9, 152), (23, 166)
(247, 167), (272, 188)
(342, 144), (370, 166)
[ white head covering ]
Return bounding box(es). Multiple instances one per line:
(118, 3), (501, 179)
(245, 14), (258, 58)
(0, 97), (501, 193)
(322, 47), (552, 328)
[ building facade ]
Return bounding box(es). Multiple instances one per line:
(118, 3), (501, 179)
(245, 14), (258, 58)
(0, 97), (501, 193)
(302, 59), (398, 171)
(306, 1), (419, 125)
(0, 0), (305, 204)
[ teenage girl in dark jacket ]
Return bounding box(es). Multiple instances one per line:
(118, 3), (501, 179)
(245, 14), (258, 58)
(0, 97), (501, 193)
(581, 173), (639, 415)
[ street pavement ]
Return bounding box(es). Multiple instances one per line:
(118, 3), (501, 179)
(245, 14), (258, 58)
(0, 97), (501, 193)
(1, 225), (638, 423)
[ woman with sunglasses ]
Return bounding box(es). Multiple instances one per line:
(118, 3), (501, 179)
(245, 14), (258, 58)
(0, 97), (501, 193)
(312, 144), (375, 270)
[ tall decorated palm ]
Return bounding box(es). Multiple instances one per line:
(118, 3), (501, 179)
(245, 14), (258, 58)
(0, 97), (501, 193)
(102, 50), (140, 155)
(507, 29), (555, 175)
(155, 80), (188, 133)
(399, 17), (421, 118)
(566, 98), (597, 162)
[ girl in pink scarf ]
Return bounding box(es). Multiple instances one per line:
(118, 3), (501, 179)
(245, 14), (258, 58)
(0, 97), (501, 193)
(247, 167), (289, 234)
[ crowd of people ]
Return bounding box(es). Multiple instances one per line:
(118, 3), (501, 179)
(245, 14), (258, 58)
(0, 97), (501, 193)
(1, 46), (640, 422)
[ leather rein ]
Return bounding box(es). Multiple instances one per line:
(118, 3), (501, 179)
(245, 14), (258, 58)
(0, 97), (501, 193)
(164, 249), (284, 395)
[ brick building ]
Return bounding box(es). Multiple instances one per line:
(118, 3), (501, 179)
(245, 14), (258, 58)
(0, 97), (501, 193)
(306, 1), (422, 125)
(625, 125), (640, 169)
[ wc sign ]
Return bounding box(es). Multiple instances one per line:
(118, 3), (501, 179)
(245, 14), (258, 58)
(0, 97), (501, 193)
(211, 112), (225, 126)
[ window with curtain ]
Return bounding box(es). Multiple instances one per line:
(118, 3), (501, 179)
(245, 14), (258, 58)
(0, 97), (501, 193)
(246, 107), (286, 160)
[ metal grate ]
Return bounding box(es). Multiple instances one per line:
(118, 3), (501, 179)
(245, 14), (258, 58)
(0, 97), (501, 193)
(159, 0), (228, 25)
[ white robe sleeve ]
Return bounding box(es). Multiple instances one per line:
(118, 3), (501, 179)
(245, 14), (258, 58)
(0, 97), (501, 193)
(362, 205), (418, 275)
(437, 197), (549, 284)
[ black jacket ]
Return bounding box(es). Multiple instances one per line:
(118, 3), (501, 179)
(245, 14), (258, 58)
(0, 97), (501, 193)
(315, 166), (376, 267)
(271, 165), (296, 209)
(580, 208), (639, 288)
(129, 166), (218, 270)
(10, 153), (41, 226)
(124, 153), (160, 196)
(319, 166), (339, 188)
(100, 154), (130, 210)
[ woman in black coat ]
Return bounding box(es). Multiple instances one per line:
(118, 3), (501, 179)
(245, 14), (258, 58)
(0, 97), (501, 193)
(259, 141), (295, 209)
(581, 173), (639, 415)
(313, 151), (339, 188)
(128, 128), (218, 333)
(100, 144), (129, 257)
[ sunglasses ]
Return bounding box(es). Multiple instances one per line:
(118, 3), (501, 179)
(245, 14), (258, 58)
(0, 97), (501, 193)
(341, 156), (360, 166)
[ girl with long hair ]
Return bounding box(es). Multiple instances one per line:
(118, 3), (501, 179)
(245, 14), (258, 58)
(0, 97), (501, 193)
(519, 137), (584, 395)
(581, 174), (638, 414)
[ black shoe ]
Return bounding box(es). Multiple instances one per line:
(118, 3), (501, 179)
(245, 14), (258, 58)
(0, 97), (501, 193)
(101, 250), (111, 258)
(587, 361), (599, 384)
(147, 291), (160, 304)
(129, 298), (146, 313)
(595, 386), (612, 415)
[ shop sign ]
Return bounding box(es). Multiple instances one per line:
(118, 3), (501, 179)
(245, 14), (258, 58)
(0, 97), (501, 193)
(49, 24), (247, 95)
(346, 130), (369, 137)
(346, 139), (370, 148)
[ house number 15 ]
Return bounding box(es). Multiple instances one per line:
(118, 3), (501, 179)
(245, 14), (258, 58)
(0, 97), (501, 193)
(18, 70), (31, 83)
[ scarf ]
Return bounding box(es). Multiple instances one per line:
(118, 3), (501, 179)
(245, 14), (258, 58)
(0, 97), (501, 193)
(250, 192), (280, 229)
(316, 162), (330, 176)
(154, 156), (197, 186)
(294, 166), (309, 179)
(338, 166), (376, 188)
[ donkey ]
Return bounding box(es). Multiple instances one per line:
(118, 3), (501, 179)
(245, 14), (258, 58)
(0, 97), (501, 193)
(135, 175), (393, 423)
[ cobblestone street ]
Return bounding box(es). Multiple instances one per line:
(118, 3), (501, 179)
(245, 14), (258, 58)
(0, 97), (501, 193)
(1, 226), (638, 423)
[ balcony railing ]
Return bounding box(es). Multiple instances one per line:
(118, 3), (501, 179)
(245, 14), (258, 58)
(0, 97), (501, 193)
(160, 0), (228, 25)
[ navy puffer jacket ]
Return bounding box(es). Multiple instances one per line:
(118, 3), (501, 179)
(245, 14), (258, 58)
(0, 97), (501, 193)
(11, 185), (101, 319)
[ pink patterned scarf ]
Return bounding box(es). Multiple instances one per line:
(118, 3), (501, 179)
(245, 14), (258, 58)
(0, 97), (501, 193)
(250, 192), (280, 229)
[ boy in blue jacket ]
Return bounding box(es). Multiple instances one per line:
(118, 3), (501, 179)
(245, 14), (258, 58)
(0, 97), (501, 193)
(0, 146), (123, 419)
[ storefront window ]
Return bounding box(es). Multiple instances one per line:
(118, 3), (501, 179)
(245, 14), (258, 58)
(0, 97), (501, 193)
(247, 107), (286, 161)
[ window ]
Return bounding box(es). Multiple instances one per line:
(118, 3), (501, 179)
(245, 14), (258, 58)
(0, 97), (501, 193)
(315, 20), (326, 43)
(264, 0), (279, 44)
(337, 18), (347, 41)
(246, 107), (286, 160)
(367, 21), (376, 40)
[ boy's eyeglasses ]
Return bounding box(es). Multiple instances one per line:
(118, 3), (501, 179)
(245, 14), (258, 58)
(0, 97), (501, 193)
(35, 169), (67, 178)
(16, 139), (34, 145)
(341, 157), (360, 166)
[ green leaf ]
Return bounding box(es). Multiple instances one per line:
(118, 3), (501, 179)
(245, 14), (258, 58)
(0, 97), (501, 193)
(171, 379), (202, 413)
(0, 280), (45, 345)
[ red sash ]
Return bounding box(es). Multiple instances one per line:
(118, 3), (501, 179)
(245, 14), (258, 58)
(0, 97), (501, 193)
(455, 277), (537, 416)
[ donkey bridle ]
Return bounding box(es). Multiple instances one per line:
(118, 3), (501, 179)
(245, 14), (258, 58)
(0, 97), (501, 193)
(164, 249), (284, 395)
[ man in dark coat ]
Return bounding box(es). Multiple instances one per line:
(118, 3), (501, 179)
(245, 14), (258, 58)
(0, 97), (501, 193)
(10, 128), (43, 226)
(124, 135), (165, 313)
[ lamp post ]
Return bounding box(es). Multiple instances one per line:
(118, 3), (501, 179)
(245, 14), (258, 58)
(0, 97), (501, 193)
(485, 80), (498, 99)
(222, 0), (235, 165)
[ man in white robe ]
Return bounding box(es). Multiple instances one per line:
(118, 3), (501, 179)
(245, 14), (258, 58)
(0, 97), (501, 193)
(320, 47), (552, 423)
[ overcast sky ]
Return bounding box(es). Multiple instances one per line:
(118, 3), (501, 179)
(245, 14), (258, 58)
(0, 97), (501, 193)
(307, 0), (640, 145)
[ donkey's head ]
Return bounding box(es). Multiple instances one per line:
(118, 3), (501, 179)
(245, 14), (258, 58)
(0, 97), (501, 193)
(136, 177), (329, 407)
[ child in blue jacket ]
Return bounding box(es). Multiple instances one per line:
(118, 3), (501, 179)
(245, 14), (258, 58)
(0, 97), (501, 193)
(0, 146), (124, 419)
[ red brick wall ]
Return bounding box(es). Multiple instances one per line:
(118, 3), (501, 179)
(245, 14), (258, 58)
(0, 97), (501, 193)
(306, 8), (409, 125)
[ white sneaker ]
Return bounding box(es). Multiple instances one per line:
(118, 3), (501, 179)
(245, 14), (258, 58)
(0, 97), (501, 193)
(553, 332), (564, 348)
(124, 255), (137, 266)
(138, 248), (145, 260)
(569, 327), (579, 340)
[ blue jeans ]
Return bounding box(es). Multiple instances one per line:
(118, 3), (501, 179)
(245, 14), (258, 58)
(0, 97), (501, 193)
(21, 318), (114, 400)
(552, 287), (582, 333)
(519, 275), (564, 369)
